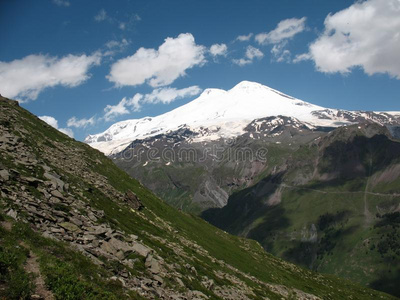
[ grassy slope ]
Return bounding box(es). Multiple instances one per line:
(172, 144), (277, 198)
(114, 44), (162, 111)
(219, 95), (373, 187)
(0, 215), (138, 299)
(0, 97), (396, 299)
(203, 128), (400, 298)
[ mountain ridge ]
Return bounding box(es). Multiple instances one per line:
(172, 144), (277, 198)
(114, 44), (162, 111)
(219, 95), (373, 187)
(86, 81), (400, 156)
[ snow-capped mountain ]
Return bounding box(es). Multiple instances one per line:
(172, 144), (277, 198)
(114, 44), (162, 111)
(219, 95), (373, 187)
(85, 81), (400, 155)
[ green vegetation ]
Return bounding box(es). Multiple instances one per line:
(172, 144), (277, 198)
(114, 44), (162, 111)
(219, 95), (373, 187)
(0, 215), (135, 300)
(0, 97), (397, 299)
(0, 220), (33, 299)
(203, 125), (400, 298)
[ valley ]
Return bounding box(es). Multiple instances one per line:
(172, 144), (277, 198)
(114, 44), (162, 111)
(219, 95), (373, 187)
(86, 82), (400, 298)
(3, 95), (397, 299)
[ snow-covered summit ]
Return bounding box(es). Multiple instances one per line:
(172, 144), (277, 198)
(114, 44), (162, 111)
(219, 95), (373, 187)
(85, 81), (400, 155)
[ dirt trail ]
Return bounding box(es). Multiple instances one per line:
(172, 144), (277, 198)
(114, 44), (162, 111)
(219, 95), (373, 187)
(21, 242), (54, 300)
(0, 222), (54, 300)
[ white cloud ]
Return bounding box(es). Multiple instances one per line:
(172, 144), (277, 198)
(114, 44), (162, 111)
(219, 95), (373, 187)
(39, 116), (59, 128)
(39, 116), (74, 138)
(236, 33), (253, 42)
(307, 0), (400, 79)
(254, 17), (306, 64)
(143, 86), (202, 105)
(0, 53), (101, 101)
(128, 93), (143, 112)
(293, 53), (312, 64)
(255, 17), (307, 45)
(53, 0), (70, 7)
(104, 98), (132, 121)
(233, 46), (264, 66)
(67, 116), (96, 128)
(103, 39), (130, 57)
(59, 128), (74, 137)
(103, 94), (144, 121)
(246, 46), (264, 60)
(271, 41), (292, 63)
(209, 44), (228, 57)
(107, 33), (206, 88)
(94, 9), (108, 22)
(103, 86), (201, 121)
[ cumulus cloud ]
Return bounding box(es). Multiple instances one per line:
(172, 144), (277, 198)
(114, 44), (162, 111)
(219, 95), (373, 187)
(104, 97), (133, 121)
(60, 128), (74, 137)
(233, 46), (264, 66)
(209, 43), (228, 57)
(107, 33), (206, 88)
(236, 33), (253, 42)
(255, 17), (307, 45)
(0, 53), (101, 101)
(104, 93), (146, 121)
(53, 0), (70, 7)
(39, 116), (58, 128)
(103, 86), (201, 121)
(67, 116), (96, 128)
(39, 116), (74, 138)
(306, 0), (400, 79)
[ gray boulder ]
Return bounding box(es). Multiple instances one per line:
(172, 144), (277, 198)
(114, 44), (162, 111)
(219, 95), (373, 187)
(0, 169), (10, 181)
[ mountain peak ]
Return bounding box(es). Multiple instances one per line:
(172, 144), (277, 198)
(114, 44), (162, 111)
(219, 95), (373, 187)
(199, 88), (227, 97)
(85, 81), (400, 155)
(231, 80), (265, 91)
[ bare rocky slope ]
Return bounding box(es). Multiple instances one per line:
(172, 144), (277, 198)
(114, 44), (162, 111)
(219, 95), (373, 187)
(0, 97), (397, 299)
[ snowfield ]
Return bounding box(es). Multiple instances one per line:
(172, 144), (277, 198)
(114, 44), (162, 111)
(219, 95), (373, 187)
(85, 81), (400, 155)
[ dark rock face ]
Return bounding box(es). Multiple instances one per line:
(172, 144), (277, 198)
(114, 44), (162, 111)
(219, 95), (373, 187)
(388, 126), (400, 139)
(124, 190), (144, 210)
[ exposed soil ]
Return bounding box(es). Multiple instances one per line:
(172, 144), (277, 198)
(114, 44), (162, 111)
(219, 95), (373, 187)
(21, 243), (54, 300)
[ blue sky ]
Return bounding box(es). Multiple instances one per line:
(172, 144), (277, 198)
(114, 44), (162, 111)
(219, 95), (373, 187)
(1, 0), (399, 140)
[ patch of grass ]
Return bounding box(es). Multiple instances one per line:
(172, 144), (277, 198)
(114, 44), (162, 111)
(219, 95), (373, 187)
(0, 225), (34, 299)
(0, 217), (129, 300)
(41, 260), (119, 300)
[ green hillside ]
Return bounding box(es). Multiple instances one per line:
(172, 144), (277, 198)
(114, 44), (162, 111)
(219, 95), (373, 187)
(0, 98), (397, 299)
(203, 123), (400, 298)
